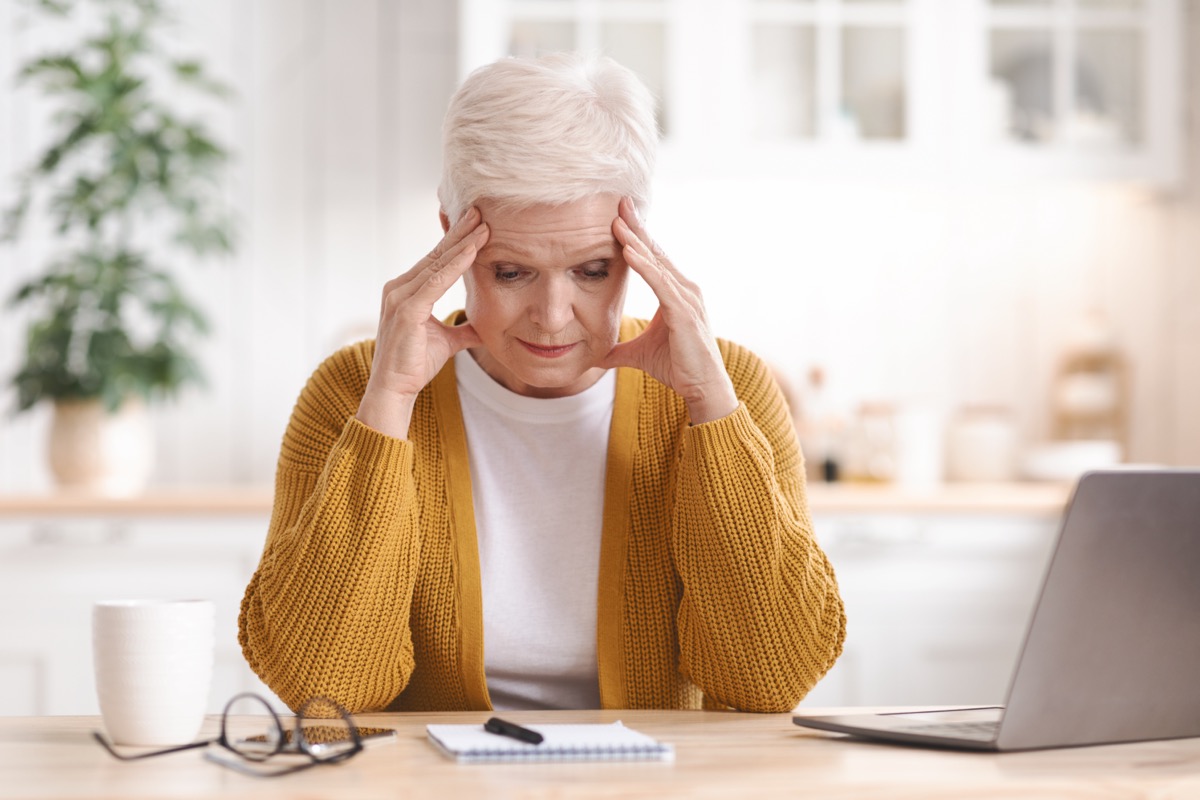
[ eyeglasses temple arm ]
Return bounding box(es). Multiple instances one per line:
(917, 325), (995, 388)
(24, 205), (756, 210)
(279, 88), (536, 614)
(92, 731), (213, 760)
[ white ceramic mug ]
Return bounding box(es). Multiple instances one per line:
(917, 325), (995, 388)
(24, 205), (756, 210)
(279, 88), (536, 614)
(92, 599), (214, 746)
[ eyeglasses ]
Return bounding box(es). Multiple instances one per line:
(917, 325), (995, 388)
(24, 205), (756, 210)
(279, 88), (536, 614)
(93, 693), (369, 778)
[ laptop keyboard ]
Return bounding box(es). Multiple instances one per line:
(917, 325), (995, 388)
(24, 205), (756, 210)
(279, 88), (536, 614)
(899, 720), (1000, 741)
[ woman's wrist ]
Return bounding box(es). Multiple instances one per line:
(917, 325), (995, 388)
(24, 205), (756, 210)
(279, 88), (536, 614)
(685, 379), (739, 425)
(355, 384), (417, 440)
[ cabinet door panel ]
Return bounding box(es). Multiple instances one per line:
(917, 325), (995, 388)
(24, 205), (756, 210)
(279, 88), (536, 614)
(800, 513), (1057, 707)
(0, 655), (43, 716)
(0, 518), (275, 715)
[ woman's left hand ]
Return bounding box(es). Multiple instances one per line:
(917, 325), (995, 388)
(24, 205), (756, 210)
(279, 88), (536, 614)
(602, 197), (739, 424)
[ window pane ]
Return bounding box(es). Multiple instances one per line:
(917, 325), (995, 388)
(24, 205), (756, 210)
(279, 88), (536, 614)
(990, 29), (1055, 142)
(508, 20), (575, 58)
(752, 24), (817, 139)
(600, 21), (669, 135)
(1073, 29), (1142, 145)
(842, 26), (906, 140)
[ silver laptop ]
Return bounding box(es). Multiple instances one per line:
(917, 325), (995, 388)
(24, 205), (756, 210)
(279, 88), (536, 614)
(793, 469), (1200, 751)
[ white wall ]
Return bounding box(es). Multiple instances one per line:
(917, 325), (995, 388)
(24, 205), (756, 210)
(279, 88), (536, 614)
(1, 0), (1197, 492)
(0, 0), (460, 490)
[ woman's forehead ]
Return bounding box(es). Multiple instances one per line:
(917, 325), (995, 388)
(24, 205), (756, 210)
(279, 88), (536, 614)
(477, 196), (621, 262)
(480, 232), (618, 263)
(477, 194), (619, 230)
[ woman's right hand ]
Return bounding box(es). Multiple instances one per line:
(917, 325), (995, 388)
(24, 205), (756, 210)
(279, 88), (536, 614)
(356, 207), (489, 439)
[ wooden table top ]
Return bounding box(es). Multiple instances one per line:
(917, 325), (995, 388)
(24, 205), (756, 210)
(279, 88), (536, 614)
(3, 709), (1199, 799)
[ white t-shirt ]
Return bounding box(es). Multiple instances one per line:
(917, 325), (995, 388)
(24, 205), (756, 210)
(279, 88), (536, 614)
(454, 350), (615, 710)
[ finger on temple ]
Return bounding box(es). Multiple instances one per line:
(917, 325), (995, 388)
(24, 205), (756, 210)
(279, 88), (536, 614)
(618, 196), (642, 227)
(411, 240), (482, 305)
(429, 206), (482, 260)
(417, 222), (488, 285)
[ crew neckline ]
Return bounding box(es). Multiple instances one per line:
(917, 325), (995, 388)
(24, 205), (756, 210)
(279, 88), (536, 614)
(454, 350), (616, 423)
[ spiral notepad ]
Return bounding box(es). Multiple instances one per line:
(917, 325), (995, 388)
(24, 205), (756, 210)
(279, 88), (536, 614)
(426, 721), (674, 763)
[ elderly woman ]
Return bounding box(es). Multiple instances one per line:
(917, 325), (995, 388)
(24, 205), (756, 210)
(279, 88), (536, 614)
(239, 53), (845, 714)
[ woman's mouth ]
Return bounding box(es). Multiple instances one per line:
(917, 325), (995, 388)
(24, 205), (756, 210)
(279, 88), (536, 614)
(518, 340), (578, 358)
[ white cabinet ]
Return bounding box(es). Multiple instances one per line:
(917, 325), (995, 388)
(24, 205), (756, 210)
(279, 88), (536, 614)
(799, 511), (1059, 707)
(0, 487), (1066, 714)
(950, 0), (1183, 184)
(458, 0), (1183, 185)
(0, 514), (278, 715)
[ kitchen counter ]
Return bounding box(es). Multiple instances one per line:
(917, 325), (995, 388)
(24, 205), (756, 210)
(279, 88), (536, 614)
(0, 481), (1070, 714)
(806, 481), (1071, 516)
(0, 482), (1072, 518)
(0, 487), (274, 517)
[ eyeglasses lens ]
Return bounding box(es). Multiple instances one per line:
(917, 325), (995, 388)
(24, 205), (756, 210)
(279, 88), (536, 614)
(297, 696), (359, 762)
(222, 693), (284, 762)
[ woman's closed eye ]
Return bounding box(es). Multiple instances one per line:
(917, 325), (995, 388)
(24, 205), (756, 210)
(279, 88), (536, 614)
(488, 261), (611, 285)
(491, 265), (529, 283)
(568, 262), (609, 284)
(576, 261), (610, 281)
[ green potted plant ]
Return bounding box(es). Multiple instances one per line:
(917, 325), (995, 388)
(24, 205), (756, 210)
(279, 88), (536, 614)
(3, 0), (234, 493)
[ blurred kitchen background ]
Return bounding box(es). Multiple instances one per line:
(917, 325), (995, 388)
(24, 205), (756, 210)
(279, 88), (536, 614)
(4, 0), (1199, 489)
(0, 0), (1197, 715)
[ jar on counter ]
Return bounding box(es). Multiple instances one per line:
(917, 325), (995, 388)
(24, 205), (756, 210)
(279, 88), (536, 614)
(842, 403), (897, 483)
(797, 366), (846, 483)
(944, 406), (1018, 483)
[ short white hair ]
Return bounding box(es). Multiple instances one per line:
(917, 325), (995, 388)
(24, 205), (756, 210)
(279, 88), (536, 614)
(438, 52), (659, 224)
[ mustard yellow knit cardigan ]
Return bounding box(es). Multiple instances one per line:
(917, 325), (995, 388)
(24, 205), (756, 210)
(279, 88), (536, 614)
(239, 317), (845, 714)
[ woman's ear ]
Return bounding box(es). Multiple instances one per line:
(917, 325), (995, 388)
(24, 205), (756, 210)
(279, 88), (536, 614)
(439, 209), (451, 233)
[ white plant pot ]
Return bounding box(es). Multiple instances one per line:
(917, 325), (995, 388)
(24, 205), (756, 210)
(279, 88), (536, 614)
(48, 398), (154, 496)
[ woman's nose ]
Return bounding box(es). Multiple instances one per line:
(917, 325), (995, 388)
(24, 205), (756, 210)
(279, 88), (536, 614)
(528, 276), (575, 332)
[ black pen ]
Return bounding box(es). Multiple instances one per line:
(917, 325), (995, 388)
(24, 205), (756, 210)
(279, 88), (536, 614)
(483, 717), (544, 745)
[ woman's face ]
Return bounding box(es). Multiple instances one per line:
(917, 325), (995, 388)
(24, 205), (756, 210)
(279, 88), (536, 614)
(460, 194), (629, 397)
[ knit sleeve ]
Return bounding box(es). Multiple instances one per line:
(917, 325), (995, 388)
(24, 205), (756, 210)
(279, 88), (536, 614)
(237, 342), (423, 713)
(671, 342), (846, 712)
